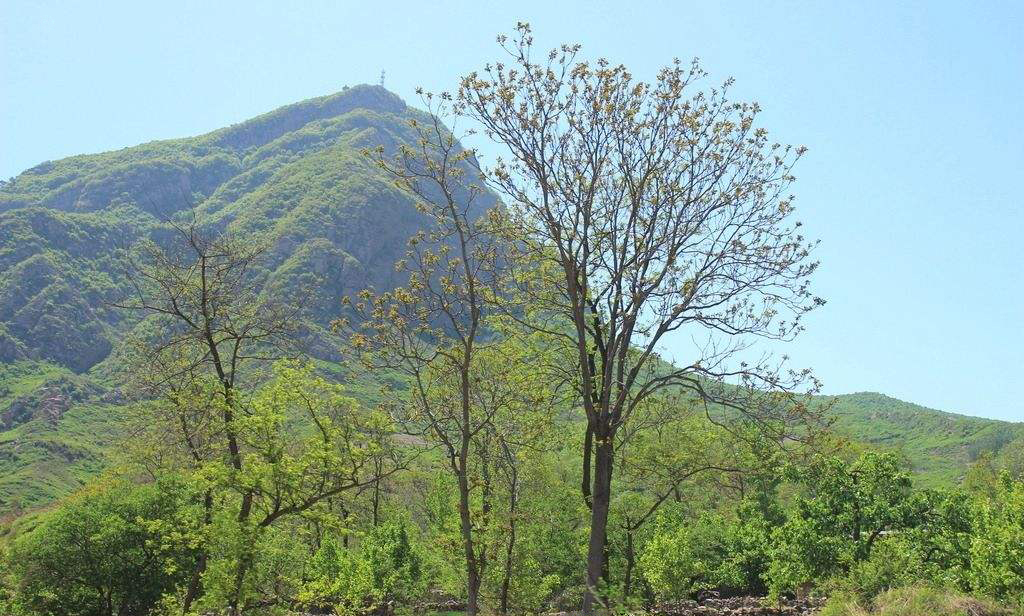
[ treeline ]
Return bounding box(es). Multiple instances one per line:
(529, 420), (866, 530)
(3, 434), (1023, 615)
(1, 23), (1022, 616)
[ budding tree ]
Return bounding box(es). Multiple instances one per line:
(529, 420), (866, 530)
(119, 218), (403, 614)
(457, 24), (824, 613)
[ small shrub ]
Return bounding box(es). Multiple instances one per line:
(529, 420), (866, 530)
(299, 522), (423, 614)
(824, 539), (923, 603)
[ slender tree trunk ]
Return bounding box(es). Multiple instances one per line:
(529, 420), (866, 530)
(582, 422), (594, 509)
(458, 468), (481, 616)
(340, 503), (350, 548)
(182, 490), (214, 613)
(641, 575), (656, 609)
(467, 569), (482, 616)
(218, 381), (254, 616)
(623, 527), (635, 598)
(457, 426), (481, 615)
(372, 476), (381, 527)
(583, 438), (614, 615)
(499, 468), (519, 615)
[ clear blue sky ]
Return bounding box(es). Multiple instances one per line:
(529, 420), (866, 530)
(2, 1), (1021, 421)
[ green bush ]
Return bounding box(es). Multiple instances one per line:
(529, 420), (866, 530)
(969, 475), (1024, 606)
(824, 539), (925, 603)
(2, 478), (198, 616)
(640, 501), (777, 600)
(300, 522), (423, 614)
(641, 511), (739, 599)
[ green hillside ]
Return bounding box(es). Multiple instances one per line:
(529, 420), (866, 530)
(828, 392), (1024, 487)
(0, 86), (1019, 516)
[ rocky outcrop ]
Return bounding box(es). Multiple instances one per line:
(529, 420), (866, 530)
(1, 376), (104, 429)
(413, 598), (467, 614)
(651, 596), (826, 616)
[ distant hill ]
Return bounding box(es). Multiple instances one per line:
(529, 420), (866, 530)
(0, 87), (1019, 516)
(828, 392), (1023, 486)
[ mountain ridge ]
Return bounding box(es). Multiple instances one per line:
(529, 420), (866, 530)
(832, 390), (1015, 422)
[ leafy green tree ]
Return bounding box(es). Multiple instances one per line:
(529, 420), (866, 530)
(970, 475), (1024, 605)
(4, 478), (197, 616)
(119, 216), (299, 614)
(899, 489), (976, 589)
(768, 452), (927, 597)
(165, 361), (404, 614)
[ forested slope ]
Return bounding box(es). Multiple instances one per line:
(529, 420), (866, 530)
(828, 392), (1023, 486)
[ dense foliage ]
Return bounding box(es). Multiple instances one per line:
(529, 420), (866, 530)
(3, 445), (1022, 615)
(3, 478), (198, 616)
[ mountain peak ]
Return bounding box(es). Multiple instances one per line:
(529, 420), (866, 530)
(207, 84), (407, 151)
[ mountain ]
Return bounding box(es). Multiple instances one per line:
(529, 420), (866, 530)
(0, 86), (1020, 516)
(0, 84), (482, 371)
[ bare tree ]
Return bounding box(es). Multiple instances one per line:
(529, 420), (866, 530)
(457, 24), (824, 613)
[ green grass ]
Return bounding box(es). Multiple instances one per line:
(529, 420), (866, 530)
(0, 361), (72, 407)
(820, 586), (1014, 616)
(0, 361), (123, 514)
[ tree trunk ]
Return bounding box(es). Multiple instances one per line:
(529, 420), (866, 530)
(499, 468), (519, 615)
(458, 464), (481, 616)
(583, 438), (614, 615)
(372, 475), (381, 527)
(582, 422), (594, 509)
(340, 503), (350, 548)
(623, 527), (635, 598)
(182, 490), (213, 613)
(467, 568), (482, 616)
